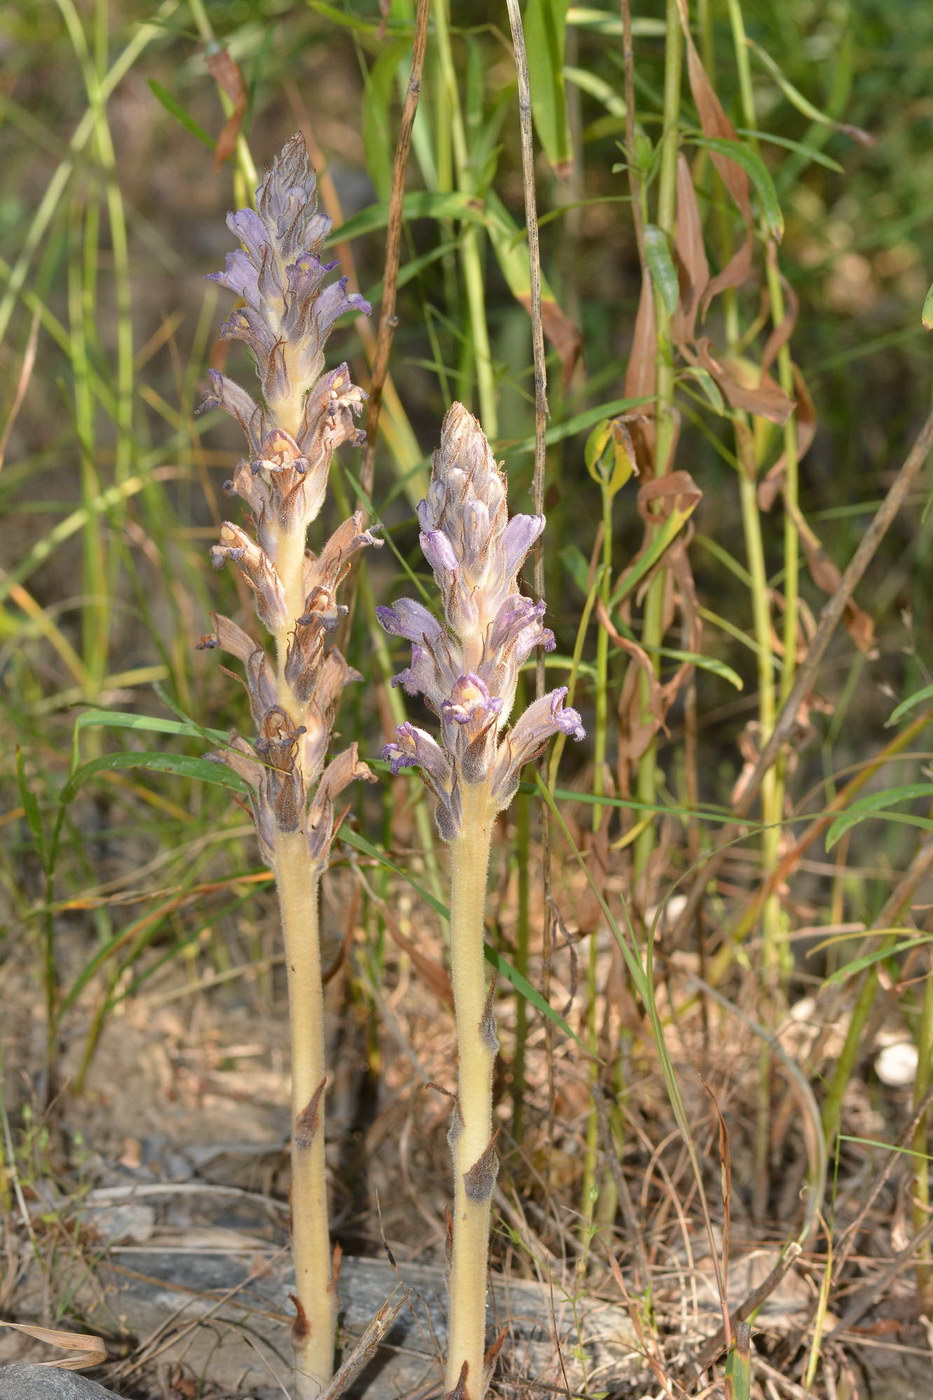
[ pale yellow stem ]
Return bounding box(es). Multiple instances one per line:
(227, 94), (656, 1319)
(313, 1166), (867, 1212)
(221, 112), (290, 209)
(269, 488), (334, 1396)
(446, 780), (497, 1399)
(273, 525), (310, 653)
(276, 827), (335, 1398)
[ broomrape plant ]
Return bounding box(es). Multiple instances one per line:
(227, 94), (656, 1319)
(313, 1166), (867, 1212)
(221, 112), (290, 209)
(199, 135), (379, 1399)
(379, 404), (585, 1400)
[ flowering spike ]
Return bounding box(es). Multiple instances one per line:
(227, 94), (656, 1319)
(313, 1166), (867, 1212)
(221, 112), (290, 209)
(379, 410), (584, 1400)
(379, 403), (584, 838)
(203, 133), (369, 442)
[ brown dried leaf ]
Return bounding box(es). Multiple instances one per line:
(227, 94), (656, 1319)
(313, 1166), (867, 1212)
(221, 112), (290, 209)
(290, 1293), (310, 1344)
(676, 0), (749, 216)
(484, 1326), (508, 1381)
(731, 720), (762, 808)
(295, 1078), (326, 1149)
(443, 1360), (470, 1400)
(673, 153), (709, 345)
(597, 600), (666, 743)
(205, 47), (247, 169)
(843, 601), (876, 655)
(795, 509), (876, 655)
(636, 469), (703, 522)
(384, 917), (452, 1006)
(0, 1322), (106, 1371)
(673, 0), (761, 317)
(624, 275), (658, 474)
(463, 1128), (500, 1203)
(695, 339), (794, 424)
(663, 538), (703, 702)
(701, 233), (754, 317)
(0, 309), (39, 469)
(625, 274), (658, 402)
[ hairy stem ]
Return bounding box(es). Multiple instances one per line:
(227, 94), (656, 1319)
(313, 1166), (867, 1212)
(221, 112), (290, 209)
(446, 780), (497, 1399)
(276, 830), (334, 1398)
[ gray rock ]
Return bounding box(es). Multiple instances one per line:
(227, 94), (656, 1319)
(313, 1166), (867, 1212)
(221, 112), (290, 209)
(12, 1249), (639, 1399)
(0, 1366), (126, 1400)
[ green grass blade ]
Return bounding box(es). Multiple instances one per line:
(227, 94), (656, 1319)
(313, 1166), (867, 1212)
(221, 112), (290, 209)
(75, 708), (228, 744)
(147, 79), (214, 148)
(826, 784), (933, 851)
(886, 687), (933, 727)
(823, 935), (930, 988)
(524, 0), (572, 173)
(61, 751), (247, 805)
(688, 135), (784, 240)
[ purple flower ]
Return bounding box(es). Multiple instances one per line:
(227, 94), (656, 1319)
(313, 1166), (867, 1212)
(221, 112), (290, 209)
(380, 404), (585, 838)
(384, 722), (452, 792)
(488, 594), (555, 664)
(375, 598), (444, 647)
(489, 688), (585, 808)
(207, 134), (370, 421)
(198, 370), (266, 454)
(441, 673), (503, 727)
(206, 247), (261, 307)
(420, 529), (460, 578)
(499, 513), (545, 583)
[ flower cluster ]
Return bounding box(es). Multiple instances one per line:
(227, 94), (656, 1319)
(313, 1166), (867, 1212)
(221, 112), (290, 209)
(378, 404), (584, 839)
(199, 134), (370, 543)
(200, 135), (378, 867)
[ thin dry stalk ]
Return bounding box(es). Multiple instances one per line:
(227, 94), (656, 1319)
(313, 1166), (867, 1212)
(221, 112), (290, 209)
(360, 0), (432, 500)
(671, 408), (933, 947)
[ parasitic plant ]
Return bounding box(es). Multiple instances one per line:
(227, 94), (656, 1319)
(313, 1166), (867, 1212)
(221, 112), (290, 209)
(378, 404), (585, 1399)
(198, 135), (379, 1398)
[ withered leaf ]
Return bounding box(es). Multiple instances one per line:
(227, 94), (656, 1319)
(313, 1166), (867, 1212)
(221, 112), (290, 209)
(624, 275), (658, 475)
(676, 0), (749, 217)
(760, 253), (799, 372)
(295, 1077), (326, 1149)
(463, 1128), (500, 1203)
(673, 153), (710, 345)
(701, 232), (754, 318)
(695, 339), (794, 424)
(205, 46), (247, 170)
(796, 509), (876, 655)
(0, 1322), (106, 1371)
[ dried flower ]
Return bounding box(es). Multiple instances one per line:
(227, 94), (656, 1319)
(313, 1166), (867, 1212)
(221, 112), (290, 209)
(379, 403), (584, 838)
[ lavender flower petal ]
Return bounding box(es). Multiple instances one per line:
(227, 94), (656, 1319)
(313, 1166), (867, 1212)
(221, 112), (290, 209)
(420, 529), (460, 576)
(384, 723), (451, 788)
(375, 599), (443, 646)
(441, 673), (503, 726)
(489, 688), (585, 809)
(225, 208), (268, 266)
(499, 513), (545, 578)
(207, 248), (261, 307)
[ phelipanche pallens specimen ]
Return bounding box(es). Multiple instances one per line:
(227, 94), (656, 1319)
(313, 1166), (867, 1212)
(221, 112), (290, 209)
(378, 404), (585, 1400)
(198, 135), (379, 1398)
